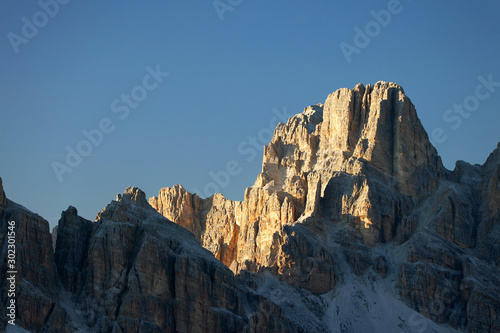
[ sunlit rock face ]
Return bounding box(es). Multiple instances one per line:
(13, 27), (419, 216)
(2, 184), (331, 332)
(150, 82), (500, 332)
(150, 82), (445, 282)
(2, 83), (499, 332)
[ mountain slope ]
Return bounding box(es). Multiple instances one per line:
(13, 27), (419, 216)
(1, 82), (499, 332)
(1, 183), (332, 332)
(149, 82), (500, 332)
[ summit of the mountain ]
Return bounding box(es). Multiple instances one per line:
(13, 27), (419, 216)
(148, 82), (500, 331)
(2, 83), (499, 332)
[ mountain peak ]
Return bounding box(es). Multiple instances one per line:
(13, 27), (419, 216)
(120, 186), (148, 205)
(96, 186), (153, 223)
(3, 82), (500, 332)
(63, 205), (78, 217)
(151, 82), (449, 279)
(266, 82), (444, 200)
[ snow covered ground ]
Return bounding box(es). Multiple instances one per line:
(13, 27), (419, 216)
(323, 277), (460, 333)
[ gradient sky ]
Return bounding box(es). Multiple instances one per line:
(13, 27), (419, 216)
(1, 0), (499, 229)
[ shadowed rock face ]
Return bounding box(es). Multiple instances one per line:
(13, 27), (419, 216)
(0, 178), (58, 331)
(54, 206), (93, 294)
(83, 188), (249, 332)
(1, 183), (330, 332)
(1, 83), (499, 332)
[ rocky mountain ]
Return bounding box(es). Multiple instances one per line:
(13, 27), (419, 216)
(1, 82), (499, 332)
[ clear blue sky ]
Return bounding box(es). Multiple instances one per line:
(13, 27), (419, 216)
(1, 0), (499, 228)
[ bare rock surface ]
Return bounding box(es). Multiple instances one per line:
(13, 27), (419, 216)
(1, 183), (329, 332)
(2, 82), (499, 332)
(149, 83), (500, 332)
(0, 178), (60, 331)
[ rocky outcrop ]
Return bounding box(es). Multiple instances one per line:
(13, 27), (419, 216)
(149, 186), (241, 267)
(149, 83), (500, 332)
(150, 82), (446, 278)
(0, 177), (60, 332)
(54, 206), (92, 294)
(1, 184), (330, 332)
(477, 143), (500, 265)
(2, 82), (499, 332)
(395, 143), (500, 332)
(83, 187), (248, 331)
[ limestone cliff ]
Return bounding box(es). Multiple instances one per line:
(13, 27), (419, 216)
(0, 179), (59, 330)
(150, 82), (446, 285)
(0, 182), (331, 332)
(149, 82), (500, 332)
(1, 82), (499, 332)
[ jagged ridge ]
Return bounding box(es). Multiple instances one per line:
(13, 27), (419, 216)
(1, 82), (499, 332)
(149, 82), (500, 332)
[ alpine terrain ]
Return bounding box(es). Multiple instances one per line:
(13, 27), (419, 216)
(1, 82), (499, 332)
